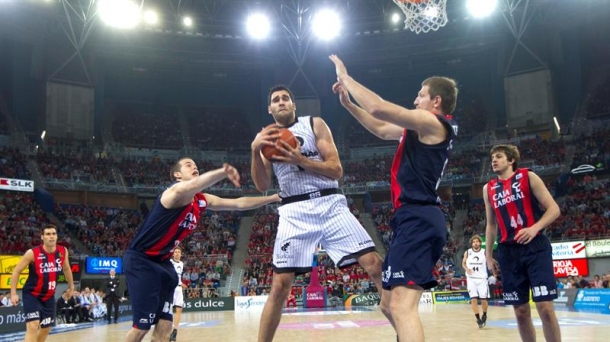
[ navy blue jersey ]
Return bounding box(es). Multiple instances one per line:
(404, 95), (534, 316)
(128, 187), (207, 261)
(390, 114), (457, 208)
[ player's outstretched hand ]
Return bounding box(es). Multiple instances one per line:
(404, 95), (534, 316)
(223, 163), (241, 188)
(332, 82), (352, 108)
(329, 55), (349, 81)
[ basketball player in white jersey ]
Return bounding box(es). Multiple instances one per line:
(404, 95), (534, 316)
(461, 235), (489, 329)
(251, 85), (394, 342)
(169, 247), (186, 342)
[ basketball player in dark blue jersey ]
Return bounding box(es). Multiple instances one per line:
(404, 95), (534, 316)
(484, 145), (561, 342)
(330, 54), (458, 342)
(124, 158), (280, 342)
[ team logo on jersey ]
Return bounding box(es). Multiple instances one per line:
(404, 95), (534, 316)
(516, 172), (523, 180)
(198, 200), (207, 208)
(281, 242), (290, 252)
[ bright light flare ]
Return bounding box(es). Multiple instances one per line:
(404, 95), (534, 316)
(143, 10), (158, 25)
(247, 13), (271, 39)
(98, 0), (141, 29)
(391, 13), (401, 24)
(312, 9), (341, 40)
(466, 0), (498, 18)
(183, 16), (193, 27)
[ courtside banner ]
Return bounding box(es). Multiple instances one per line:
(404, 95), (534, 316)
(585, 239), (610, 258)
(0, 178), (34, 192)
(551, 241), (586, 260)
(345, 293), (380, 307)
(554, 288), (578, 306)
(573, 289), (610, 314)
(181, 297), (234, 312)
(553, 259), (589, 277)
(432, 290), (470, 304)
(234, 296), (269, 312)
(420, 292), (433, 305)
(0, 306), (27, 334)
(0, 274), (27, 290)
(0, 256), (28, 274)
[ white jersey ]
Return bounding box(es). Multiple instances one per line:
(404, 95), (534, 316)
(273, 116), (338, 197)
(170, 259), (184, 286)
(466, 248), (488, 279)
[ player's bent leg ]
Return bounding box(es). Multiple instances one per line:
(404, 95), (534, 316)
(390, 285), (424, 342)
(24, 321), (40, 342)
(258, 271), (295, 342)
(151, 318), (173, 342)
(124, 327), (151, 342)
(36, 326), (52, 342)
(535, 301), (561, 342)
(513, 303), (536, 342)
(357, 252), (396, 329)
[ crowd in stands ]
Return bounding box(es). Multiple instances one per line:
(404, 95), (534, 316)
(55, 204), (142, 257)
(184, 107), (253, 151)
(37, 150), (115, 183)
(548, 176), (609, 240)
(0, 191), (74, 255)
(519, 137), (566, 167)
(0, 147), (31, 179)
(111, 103), (183, 149)
(570, 127), (610, 170)
(585, 76), (610, 118)
(180, 211), (240, 298)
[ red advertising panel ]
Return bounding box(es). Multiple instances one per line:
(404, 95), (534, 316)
(553, 258), (589, 277)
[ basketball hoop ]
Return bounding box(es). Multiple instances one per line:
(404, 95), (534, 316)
(393, 0), (448, 34)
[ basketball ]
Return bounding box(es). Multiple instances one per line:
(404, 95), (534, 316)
(261, 125), (298, 161)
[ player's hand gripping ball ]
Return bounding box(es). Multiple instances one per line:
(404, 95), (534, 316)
(261, 124), (298, 161)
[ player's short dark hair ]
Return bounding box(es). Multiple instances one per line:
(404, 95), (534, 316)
(174, 246), (182, 252)
(422, 77), (458, 115)
(268, 84), (294, 105)
(170, 157), (194, 181)
(41, 224), (57, 235)
(490, 144), (521, 171)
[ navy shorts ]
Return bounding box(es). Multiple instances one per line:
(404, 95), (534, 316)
(124, 251), (178, 330)
(497, 234), (557, 305)
(23, 291), (55, 328)
(382, 204), (447, 290)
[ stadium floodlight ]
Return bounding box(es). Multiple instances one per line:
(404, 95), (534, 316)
(312, 9), (341, 40)
(247, 13), (271, 39)
(466, 0), (498, 18)
(98, 0), (141, 29)
(143, 10), (158, 25)
(183, 16), (193, 27)
(391, 13), (401, 24)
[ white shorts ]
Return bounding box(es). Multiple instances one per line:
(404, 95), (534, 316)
(173, 286), (184, 307)
(274, 194), (376, 273)
(467, 277), (489, 299)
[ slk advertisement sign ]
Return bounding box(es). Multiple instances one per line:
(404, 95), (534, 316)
(0, 178), (34, 192)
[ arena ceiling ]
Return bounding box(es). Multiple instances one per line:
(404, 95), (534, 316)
(0, 0), (608, 89)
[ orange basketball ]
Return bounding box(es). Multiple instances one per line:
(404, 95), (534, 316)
(261, 125), (298, 161)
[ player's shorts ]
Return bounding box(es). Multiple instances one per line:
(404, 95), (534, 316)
(22, 291), (55, 328)
(274, 193), (376, 275)
(173, 285), (184, 308)
(382, 204), (447, 290)
(467, 278), (490, 299)
(497, 234), (557, 305)
(124, 251), (178, 330)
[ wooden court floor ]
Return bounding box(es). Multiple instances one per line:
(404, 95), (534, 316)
(11, 304), (610, 341)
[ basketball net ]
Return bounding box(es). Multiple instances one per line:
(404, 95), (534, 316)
(393, 0), (448, 34)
